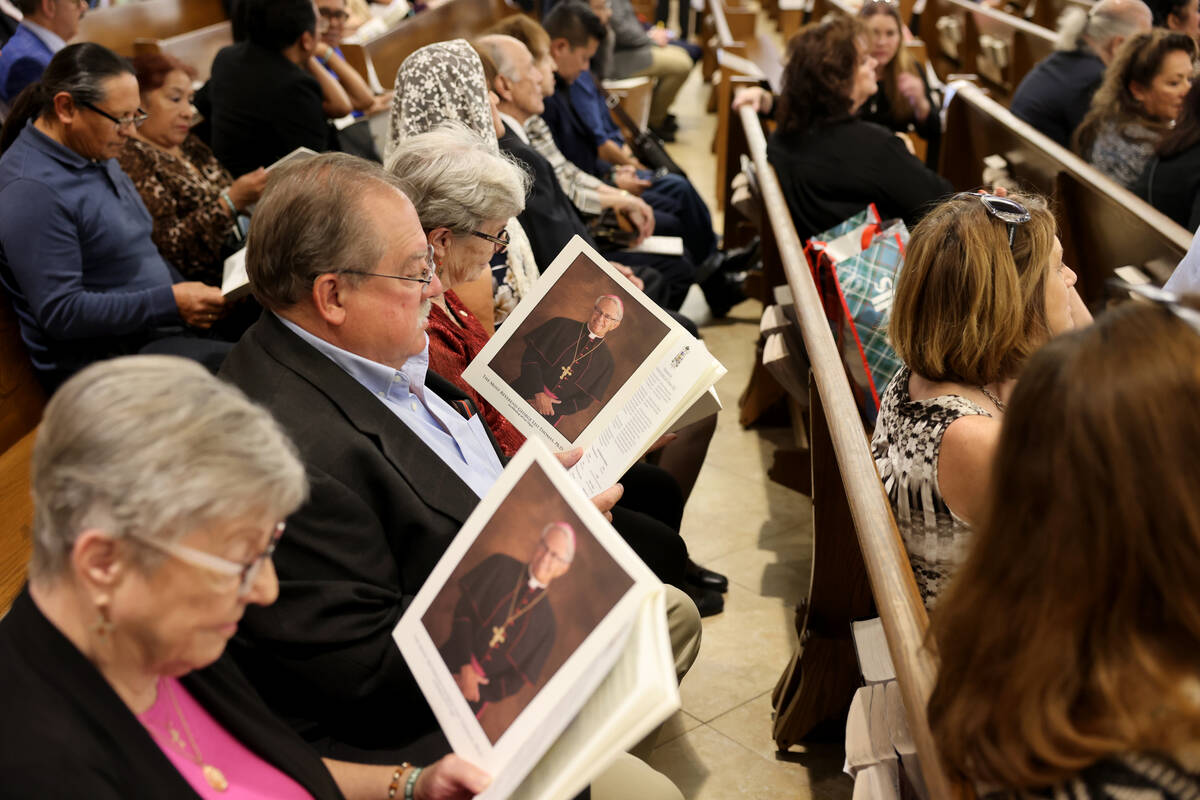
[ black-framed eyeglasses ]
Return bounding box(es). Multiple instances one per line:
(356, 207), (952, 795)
(80, 101), (148, 130)
(471, 228), (510, 254)
(957, 192), (1031, 250)
(314, 243), (437, 286)
(1106, 278), (1200, 336)
(317, 6), (349, 20)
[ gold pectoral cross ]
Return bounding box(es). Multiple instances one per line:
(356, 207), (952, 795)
(559, 365), (573, 380)
(489, 625), (507, 649)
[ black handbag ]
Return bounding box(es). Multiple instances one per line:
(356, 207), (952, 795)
(586, 207), (639, 249)
(602, 88), (688, 178)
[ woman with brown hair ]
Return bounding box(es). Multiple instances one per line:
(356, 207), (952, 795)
(872, 191), (1083, 606)
(928, 294), (1200, 797)
(1073, 28), (1195, 189)
(858, 1), (941, 163)
(765, 16), (951, 242)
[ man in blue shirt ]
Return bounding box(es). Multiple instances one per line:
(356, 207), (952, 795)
(220, 152), (701, 774)
(0, 0), (86, 106)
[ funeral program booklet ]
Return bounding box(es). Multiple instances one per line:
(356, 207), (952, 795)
(391, 441), (680, 800)
(462, 235), (727, 495)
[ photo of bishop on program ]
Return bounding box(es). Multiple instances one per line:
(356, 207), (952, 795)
(421, 458), (634, 745)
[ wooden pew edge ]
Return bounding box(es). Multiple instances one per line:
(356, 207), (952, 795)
(951, 82), (1193, 254)
(738, 104), (968, 800)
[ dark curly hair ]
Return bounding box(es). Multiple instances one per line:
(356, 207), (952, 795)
(776, 16), (863, 134)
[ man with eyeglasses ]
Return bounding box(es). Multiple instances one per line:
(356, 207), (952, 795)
(0, 0), (86, 107)
(508, 295), (623, 428)
(438, 523), (576, 716)
(219, 154), (700, 777)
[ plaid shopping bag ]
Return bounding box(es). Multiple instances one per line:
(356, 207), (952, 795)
(804, 206), (908, 421)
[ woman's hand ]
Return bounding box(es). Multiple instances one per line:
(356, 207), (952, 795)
(732, 86), (773, 114)
(896, 71), (932, 121)
(616, 194), (655, 241)
(226, 168), (268, 212)
(613, 166), (650, 195)
(610, 262), (645, 291)
(172, 282), (228, 328)
(414, 755), (492, 800)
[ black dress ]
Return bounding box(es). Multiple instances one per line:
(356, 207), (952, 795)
(767, 117), (953, 243)
(1136, 143), (1200, 232)
(0, 588), (346, 799)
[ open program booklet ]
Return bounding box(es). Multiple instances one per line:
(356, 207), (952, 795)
(462, 235), (726, 495)
(392, 441), (680, 800)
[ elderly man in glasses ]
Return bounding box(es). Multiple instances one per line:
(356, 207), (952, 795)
(439, 523), (576, 716)
(218, 154), (700, 793)
(508, 295), (623, 428)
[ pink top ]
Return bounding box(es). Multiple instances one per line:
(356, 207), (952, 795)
(138, 677), (314, 800)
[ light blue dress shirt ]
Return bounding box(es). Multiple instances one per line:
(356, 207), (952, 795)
(277, 315), (504, 498)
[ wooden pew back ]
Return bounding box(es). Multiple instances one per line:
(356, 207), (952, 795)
(729, 104), (969, 798)
(919, 0), (1055, 102)
(133, 21), (234, 84)
(941, 82), (1191, 299)
(1030, 0), (1093, 29)
(73, 0), (227, 56)
(362, 0), (520, 93)
(0, 299), (43, 616)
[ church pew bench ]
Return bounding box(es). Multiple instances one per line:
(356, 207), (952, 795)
(1029, 0), (1093, 29)
(72, 0), (227, 57)
(360, 0), (521, 94)
(918, 0), (1055, 104)
(730, 103), (972, 799)
(940, 81), (1190, 303)
(0, 298), (45, 618)
(133, 20), (233, 83)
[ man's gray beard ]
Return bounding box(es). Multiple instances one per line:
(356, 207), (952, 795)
(420, 299), (432, 319)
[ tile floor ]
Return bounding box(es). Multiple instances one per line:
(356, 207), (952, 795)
(645, 63), (855, 799)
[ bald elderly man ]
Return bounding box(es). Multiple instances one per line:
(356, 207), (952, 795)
(512, 295), (623, 426)
(440, 522), (576, 715)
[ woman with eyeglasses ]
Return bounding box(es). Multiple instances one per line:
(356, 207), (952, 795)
(0, 42), (230, 391)
(764, 16), (951, 243)
(872, 191), (1086, 607)
(0, 355), (489, 799)
(929, 292), (1200, 798)
(117, 53), (268, 286)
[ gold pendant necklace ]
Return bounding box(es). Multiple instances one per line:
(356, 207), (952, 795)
(489, 571), (548, 650)
(144, 678), (230, 792)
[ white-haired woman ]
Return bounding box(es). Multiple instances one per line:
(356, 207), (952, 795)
(0, 356), (487, 799)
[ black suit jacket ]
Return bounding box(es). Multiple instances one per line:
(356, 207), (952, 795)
(220, 313), (502, 761)
(0, 589), (344, 799)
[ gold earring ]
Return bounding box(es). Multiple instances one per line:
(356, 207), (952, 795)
(91, 606), (113, 638)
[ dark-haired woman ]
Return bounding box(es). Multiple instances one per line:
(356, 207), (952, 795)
(1136, 80), (1200, 231)
(1146, 0), (1200, 43)
(118, 53), (267, 285)
(0, 43), (229, 391)
(765, 17), (951, 242)
(1073, 28), (1195, 189)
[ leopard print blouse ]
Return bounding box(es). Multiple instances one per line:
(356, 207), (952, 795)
(117, 135), (236, 285)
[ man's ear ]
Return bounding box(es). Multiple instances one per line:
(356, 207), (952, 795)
(493, 73), (515, 104)
(50, 91), (78, 126)
(550, 37), (571, 63)
(310, 274), (349, 326)
(298, 29), (317, 57)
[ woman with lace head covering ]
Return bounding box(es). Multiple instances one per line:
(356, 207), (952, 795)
(387, 39), (538, 329)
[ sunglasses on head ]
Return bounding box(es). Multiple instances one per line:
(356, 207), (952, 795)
(956, 192), (1032, 250)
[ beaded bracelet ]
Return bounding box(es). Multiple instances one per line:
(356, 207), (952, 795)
(386, 763), (410, 799)
(219, 190), (238, 217)
(405, 766), (423, 800)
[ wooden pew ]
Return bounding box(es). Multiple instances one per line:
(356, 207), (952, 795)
(941, 81), (1191, 301)
(729, 103), (968, 798)
(708, 0), (783, 211)
(918, 0), (1055, 103)
(1029, 0), (1093, 29)
(73, 0), (227, 57)
(133, 21), (233, 83)
(0, 299), (44, 617)
(360, 0), (521, 93)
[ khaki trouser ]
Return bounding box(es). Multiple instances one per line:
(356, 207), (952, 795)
(630, 46), (694, 128)
(593, 584), (700, 800)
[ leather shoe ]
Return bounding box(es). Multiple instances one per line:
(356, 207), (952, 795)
(700, 271), (745, 318)
(648, 122), (677, 142)
(686, 559), (729, 592)
(683, 583), (724, 617)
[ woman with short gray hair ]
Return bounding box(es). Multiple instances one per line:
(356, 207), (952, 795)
(0, 355), (489, 799)
(387, 123), (530, 456)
